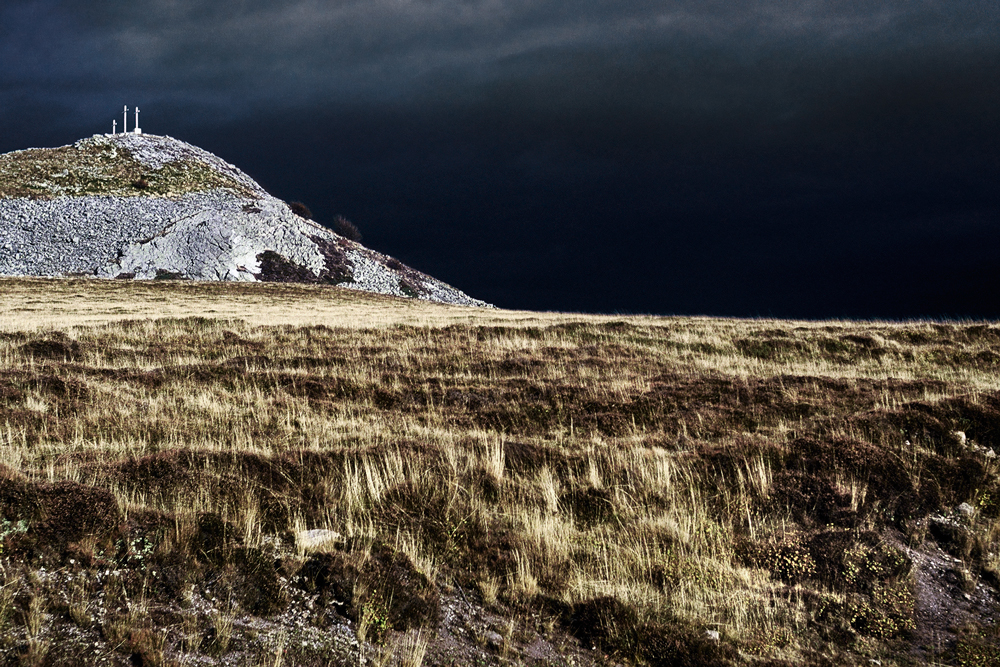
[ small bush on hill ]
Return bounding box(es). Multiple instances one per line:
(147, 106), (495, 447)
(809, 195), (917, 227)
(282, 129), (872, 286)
(288, 201), (313, 219)
(333, 215), (362, 242)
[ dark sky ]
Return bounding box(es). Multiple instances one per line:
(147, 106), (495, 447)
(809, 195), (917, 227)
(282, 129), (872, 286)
(2, 1), (998, 318)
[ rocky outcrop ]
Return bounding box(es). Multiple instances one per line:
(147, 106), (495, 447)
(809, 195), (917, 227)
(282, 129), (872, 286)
(0, 134), (490, 307)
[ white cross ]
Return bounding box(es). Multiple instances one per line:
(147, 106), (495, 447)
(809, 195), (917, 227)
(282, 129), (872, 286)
(123, 106), (128, 134)
(112, 119), (117, 135)
(134, 107), (140, 133)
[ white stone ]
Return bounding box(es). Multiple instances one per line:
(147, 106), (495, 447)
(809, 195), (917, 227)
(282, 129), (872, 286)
(955, 431), (967, 446)
(705, 629), (720, 642)
(295, 529), (343, 551)
(957, 502), (976, 518)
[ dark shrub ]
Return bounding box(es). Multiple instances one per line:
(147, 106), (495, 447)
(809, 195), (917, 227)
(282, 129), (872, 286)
(192, 513), (237, 566)
(333, 215), (362, 242)
(308, 235), (355, 284)
(0, 473), (122, 560)
(923, 455), (989, 507)
(153, 269), (186, 280)
(568, 596), (636, 647)
(132, 177), (149, 190)
(288, 201), (313, 219)
(568, 597), (733, 666)
(562, 486), (615, 527)
(634, 621), (735, 667)
(771, 471), (854, 527)
(20, 337), (81, 361)
(233, 546), (288, 615)
(399, 279), (419, 298)
(803, 531), (915, 639)
(255, 250), (316, 283)
(784, 437), (915, 522)
(806, 530), (911, 593)
(503, 440), (554, 474)
(951, 624), (1000, 666)
(737, 535), (817, 584)
(296, 543), (439, 638)
(735, 336), (810, 360)
(36, 481), (121, 545)
(929, 518), (980, 560)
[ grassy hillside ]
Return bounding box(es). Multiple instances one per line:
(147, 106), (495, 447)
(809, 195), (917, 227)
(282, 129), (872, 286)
(0, 278), (998, 666)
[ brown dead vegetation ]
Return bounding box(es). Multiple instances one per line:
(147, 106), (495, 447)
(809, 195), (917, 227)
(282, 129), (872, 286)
(0, 282), (998, 664)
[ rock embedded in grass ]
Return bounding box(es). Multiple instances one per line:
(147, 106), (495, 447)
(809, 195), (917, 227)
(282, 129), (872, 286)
(295, 529), (344, 552)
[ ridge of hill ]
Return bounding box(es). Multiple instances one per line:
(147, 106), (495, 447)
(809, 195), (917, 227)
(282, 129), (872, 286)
(0, 134), (489, 307)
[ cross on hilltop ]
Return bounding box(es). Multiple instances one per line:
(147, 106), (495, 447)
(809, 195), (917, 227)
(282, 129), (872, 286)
(110, 105), (143, 135)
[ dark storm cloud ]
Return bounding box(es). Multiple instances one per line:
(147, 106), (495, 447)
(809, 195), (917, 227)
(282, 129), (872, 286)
(4, 0), (998, 146)
(16, 0), (1000, 119)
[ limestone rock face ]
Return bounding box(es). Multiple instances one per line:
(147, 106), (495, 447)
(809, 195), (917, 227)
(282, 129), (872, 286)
(0, 133), (490, 307)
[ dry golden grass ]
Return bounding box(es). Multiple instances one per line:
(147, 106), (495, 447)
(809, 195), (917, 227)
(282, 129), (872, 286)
(0, 276), (998, 665)
(0, 276), (625, 330)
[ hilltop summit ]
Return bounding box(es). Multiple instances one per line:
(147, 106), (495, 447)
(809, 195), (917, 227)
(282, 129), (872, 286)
(0, 134), (489, 306)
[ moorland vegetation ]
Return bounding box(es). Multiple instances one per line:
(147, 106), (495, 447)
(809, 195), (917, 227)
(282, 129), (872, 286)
(0, 141), (251, 200)
(0, 278), (998, 666)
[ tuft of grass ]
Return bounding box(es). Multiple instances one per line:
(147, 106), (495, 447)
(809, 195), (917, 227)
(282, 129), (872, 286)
(0, 577), (16, 631)
(68, 582), (92, 627)
(24, 594), (45, 639)
(394, 629), (429, 667)
(181, 611), (200, 655)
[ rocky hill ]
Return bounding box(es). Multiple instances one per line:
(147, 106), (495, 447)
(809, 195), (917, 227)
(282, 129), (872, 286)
(0, 133), (489, 307)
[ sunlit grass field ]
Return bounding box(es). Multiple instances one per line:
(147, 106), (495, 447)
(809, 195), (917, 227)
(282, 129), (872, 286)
(1, 277), (998, 666)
